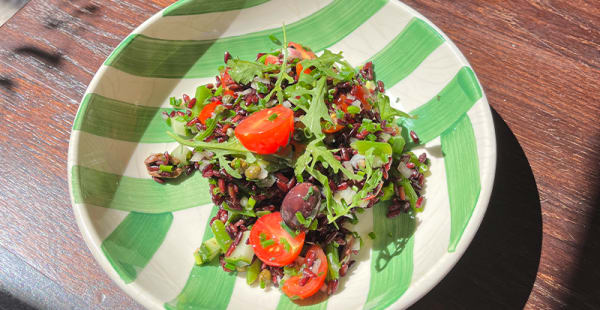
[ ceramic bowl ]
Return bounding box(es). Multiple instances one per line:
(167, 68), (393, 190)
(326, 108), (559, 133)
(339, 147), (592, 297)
(68, 0), (496, 309)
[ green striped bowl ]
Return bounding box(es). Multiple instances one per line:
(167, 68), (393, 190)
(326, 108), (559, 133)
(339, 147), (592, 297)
(68, 0), (496, 309)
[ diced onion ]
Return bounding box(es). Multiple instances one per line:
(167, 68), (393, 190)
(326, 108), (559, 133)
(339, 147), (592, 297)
(398, 163), (412, 178)
(256, 174), (275, 187)
(350, 154), (366, 170)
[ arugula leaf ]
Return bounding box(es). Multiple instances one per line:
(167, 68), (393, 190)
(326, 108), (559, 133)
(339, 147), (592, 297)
(375, 93), (413, 122)
(263, 24), (294, 105)
(351, 148), (383, 207)
(215, 152), (242, 179)
(226, 59), (276, 85)
(294, 138), (362, 222)
(294, 138), (361, 183)
(299, 76), (332, 138)
(268, 34), (282, 46)
(298, 50), (351, 81)
(167, 132), (256, 163)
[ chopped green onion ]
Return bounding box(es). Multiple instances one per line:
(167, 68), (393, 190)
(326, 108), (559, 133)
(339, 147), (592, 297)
(347, 105), (360, 114)
(246, 259), (261, 285)
(295, 212), (308, 227)
(326, 243), (340, 280)
(268, 113), (278, 121)
(280, 238), (291, 252)
(303, 186), (314, 201)
(280, 221), (299, 237)
(256, 210), (271, 217)
(247, 197), (256, 209)
(211, 220), (232, 252)
(159, 164), (173, 172)
(259, 233), (275, 248)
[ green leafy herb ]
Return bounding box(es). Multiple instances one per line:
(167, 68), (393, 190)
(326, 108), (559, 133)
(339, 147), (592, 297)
(375, 92), (413, 122)
(298, 76), (331, 138)
(268, 34), (282, 46)
(295, 138), (361, 183)
(298, 50), (353, 81)
(359, 119), (382, 133)
(368, 232), (376, 240)
(167, 132), (256, 163)
(169, 96), (183, 108)
(263, 24), (294, 105)
(268, 113), (278, 121)
(226, 59), (275, 85)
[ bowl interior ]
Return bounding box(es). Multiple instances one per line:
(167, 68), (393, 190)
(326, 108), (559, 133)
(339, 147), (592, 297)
(68, 1), (496, 309)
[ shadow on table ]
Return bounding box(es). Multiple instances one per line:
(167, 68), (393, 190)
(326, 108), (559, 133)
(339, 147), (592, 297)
(410, 108), (543, 309)
(565, 132), (600, 309)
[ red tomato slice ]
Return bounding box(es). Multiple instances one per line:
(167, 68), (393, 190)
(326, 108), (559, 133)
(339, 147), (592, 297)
(282, 245), (328, 299)
(265, 55), (280, 65)
(296, 63), (312, 78)
(234, 105), (294, 154)
(335, 94), (349, 112)
(198, 101), (222, 125)
(249, 212), (305, 267)
(351, 84), (371, 110)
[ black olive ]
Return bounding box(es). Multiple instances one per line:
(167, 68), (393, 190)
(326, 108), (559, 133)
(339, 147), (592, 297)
(280, 183), (321, 230)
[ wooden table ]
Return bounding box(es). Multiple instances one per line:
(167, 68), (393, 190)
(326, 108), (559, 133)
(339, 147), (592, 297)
(1, 1), (598, 309)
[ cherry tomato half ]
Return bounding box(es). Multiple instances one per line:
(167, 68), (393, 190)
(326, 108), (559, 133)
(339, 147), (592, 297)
(198, 101), (222, 125)
(351, 84), (371, 110)
(296, 63), (312, 78)
(282, 245), (328, 299)
(335, 94), (349, 112)
(235, 105), (294, 154)
(322, 113), (345, 134)
(288, 42), (316, 60)
(249, 212), (305, 267)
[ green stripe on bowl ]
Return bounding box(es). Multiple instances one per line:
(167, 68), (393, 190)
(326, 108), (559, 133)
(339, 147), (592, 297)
(73, 93), (172, 143)
(401, 67), (483, 145)
(105, 0), (387, 78)
(370, 18), (444, 87)
(101, 212), (173, 283)
(364, 203), (415, 310)
(85, 16), (444, 145)
(163, 0), (270, 16)
(165, 206), (237, 310)
(276, 296), (327, 310)
(71, 165), (210, 213)
(441, 114), (481, 252)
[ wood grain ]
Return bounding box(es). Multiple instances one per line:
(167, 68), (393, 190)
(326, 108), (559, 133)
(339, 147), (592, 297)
(0, 0), (599, 309)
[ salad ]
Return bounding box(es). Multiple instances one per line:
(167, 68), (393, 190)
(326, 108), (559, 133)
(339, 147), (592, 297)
(144, 30), (429, 300)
